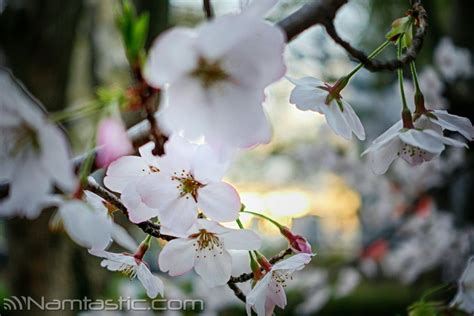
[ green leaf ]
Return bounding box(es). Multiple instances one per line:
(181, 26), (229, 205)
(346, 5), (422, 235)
(408, 301), (440, 316)
(385, 16), (414, 48)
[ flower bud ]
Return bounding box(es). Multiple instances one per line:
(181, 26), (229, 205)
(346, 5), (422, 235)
(254, 252), (272, 272)
(280, 226), (312, 254)
(133, 239), (150, 262)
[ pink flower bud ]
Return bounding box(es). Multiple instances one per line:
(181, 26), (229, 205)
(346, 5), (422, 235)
(280, 227), (312, 254)
(96, 118), (133, 168)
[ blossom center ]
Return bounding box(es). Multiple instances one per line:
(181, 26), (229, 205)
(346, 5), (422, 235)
(191, 229), (224, 254)
(119, 263), (138, 279)
(399, 143), (427, 160)
(191, 57), (229, 88)
(171, 170), (203, 202)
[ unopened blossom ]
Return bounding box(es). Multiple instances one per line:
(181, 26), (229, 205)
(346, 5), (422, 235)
(159, 219), (261, 287)
(59, 191), (137, 251)
(451, 256), (474, 314)
(96, 117), (133, 168)
(434, 37), (473, 81)
(136, 136), (240, 232)
(246, 253), (313, 316)
(288, 77), (365, 140)
(362, 120), (467, 174)
(145, 3), (285, 148)
(279, 226), (312, 254)
(0, 71), (75, 218)
(89, 249), (164, 299)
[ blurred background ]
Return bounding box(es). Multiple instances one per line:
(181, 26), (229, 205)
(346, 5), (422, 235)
(0, 0), (474, 315)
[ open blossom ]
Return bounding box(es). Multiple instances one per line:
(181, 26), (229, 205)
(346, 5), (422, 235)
(96, 117), (133, 168)
(288, 77), (365, 140)
(0, 71), (75, 218)
(89, 249), (164, 299)
(135, 136), (240, 232)
(159, 219), (261, 287)
(144, 3), (285, 148)
(363, 120), (467, 174)
(58, 191), (137, 251)
(246, 253), (313, 316)
(451, 256), (474, 314)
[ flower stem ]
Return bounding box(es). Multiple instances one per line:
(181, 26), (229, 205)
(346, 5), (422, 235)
(409, 61), (427, 115)
(345, 40), (391, 80)
(236, 218), (245, 229)
(397, 36), (414, 128)
(241, 210), (283, 229)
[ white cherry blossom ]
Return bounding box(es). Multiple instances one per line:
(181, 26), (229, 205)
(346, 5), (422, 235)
(451, 256), (474, 314)
(145, 5), (285, 148)
(0, 71), (75, 218)
(159, 219), (261, 287)
(58, 191), (137, 251)
(136, 136), (240, 233)
(288, 77), (365, 140)
(246, 253), (313, 316)
(363, 121), (467, 174)
(89, 249), (164, 299)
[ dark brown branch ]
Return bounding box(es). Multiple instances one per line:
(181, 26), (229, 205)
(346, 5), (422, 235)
(322, 0), (428, 71)
(85, 180), (175, 241)
(203, 0), (214, 20)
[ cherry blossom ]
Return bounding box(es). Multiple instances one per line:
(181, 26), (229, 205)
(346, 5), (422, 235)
(246, 253), (313, 316)
(159, 219), (261, 287)
(288, 77), (365, 140)
(89, 249), (164, 299)
(58, 191), (137, 251)
(362, 121), (467, 174)
(135, 136), (240, 232)
(96, 117), (133, 168)
(451, 256), (474, 314)
(0, 72), (75, 218)
(144, 4), (285, 148)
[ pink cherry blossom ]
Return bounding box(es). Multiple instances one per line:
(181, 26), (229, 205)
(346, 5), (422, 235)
(96, 118), (133, 168)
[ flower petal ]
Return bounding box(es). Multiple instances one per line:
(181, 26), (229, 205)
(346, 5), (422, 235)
(340, 100), (365, 140)
(158, 238), (196, 276)
(267, 279), (287, 309)
(368, 138), (401, 174)
(136, 264), (165, 298)
(321, 101), (352, 140)
(111, 223), (138, 253)
(272, 253), (313, 271)
(246, 273), (272, 316)
(121, 182), (160, 224)
(219, 228), (261, 250)
(398, 129), (445, 154)
(197, 181), (240, 222)
(158, 196), (198, 234)
(432, 110), (474, 140)
(145, 27), (198, 87)
(195, 247), (232, 287)
(103, 156), (150, 193)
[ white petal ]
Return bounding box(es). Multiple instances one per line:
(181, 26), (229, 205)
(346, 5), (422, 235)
(370, 120), (404, 145)
(138, 142), (160, 167)
(103, 156), (150, 193)
(197, 181), (240, 222)
(195, 247), (232, 287)
(368, 138), (401, 174)
(121, 182), (160, 223)
(432, 110), (474, 140)
(267, 279), (287, 309)
(158, 238), (196, 276)
(60, 200), (112, 250)
(158, 196), (198, 234)
(321, 101), (352, 140)
(191, 144), (231, 183)
(288, 77), (327, 112)
(422, 128), (468, 148)
(273, 253), (313, 271)
(398, 129), (445, 154)
(340, 100), (365, 140)
(39, 124), (76, 192)
(135, 173), (181, 210)
(219, 228), (261, 250)
(144, 27), (198, 87)
(136, 264), (165, 298)
(111, 223), (138, 253)
(246, 273), (272, 316)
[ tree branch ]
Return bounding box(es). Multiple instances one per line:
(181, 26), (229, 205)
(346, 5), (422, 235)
(203, 0), (214, 20)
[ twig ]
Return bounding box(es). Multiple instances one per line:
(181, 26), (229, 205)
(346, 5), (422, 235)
(203, 0), (214, 20)
(85, 180), (175, 241)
